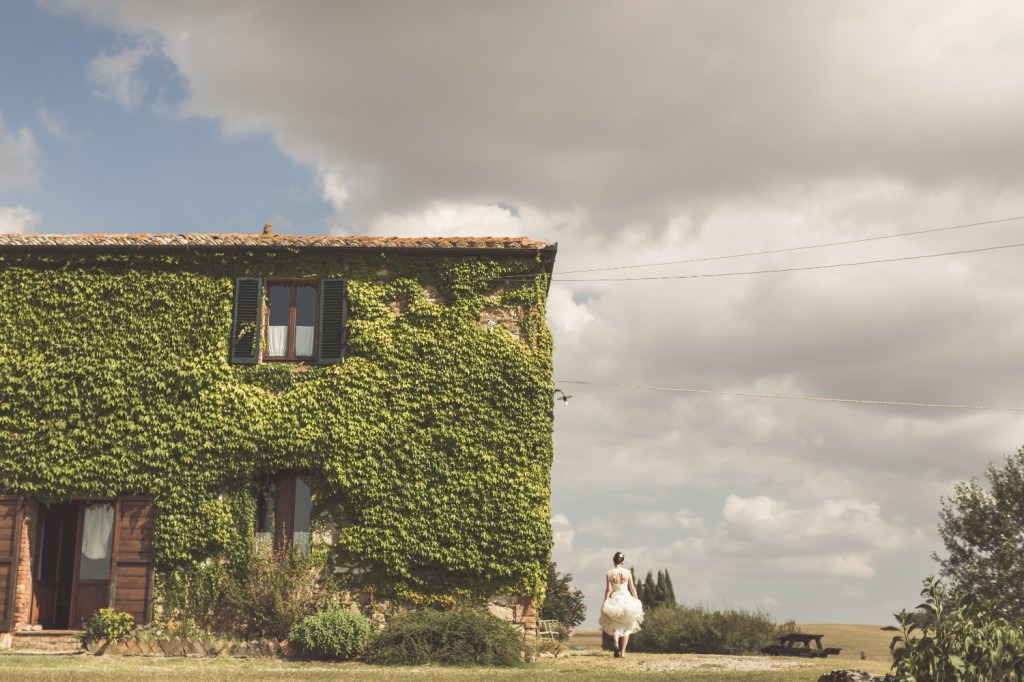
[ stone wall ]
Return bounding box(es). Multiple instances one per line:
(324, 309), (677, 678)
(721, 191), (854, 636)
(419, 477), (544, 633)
(84, 636), (290, 657)
(488, 595), (537, 637)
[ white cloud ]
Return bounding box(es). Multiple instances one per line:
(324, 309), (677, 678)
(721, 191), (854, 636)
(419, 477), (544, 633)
(37, 107), (68, 138)
(763, 553), (877, 579)
(0, 114), (39, 190)
(551, 513), (574, 553)
(319, 168), (350, 214)
(0, 206), (41, 233)
(86, 38), (156, 109)
(369, 202), (524, 238)
(579, 509), (707, 538)
(42, 1), (1024, 230)
(721, 495), (916, 552)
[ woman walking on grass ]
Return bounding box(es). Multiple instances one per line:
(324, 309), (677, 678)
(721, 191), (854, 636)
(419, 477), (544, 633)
(599, 551), (644, 658)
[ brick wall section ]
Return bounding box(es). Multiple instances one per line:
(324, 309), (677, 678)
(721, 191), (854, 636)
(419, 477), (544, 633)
(512, 596), (537, 636)
(12, 499), (36, 631)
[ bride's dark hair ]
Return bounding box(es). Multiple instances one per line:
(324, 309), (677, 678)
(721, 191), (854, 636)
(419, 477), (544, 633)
(613, 551), (625, 565)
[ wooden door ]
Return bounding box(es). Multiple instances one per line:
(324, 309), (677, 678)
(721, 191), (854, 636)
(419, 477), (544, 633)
(31, 502), (78, 628)
(70, 501), (114, 628)
(110, 497), (156, 625)
(0, 497), (24, 631)
(274, 471), (297, 550)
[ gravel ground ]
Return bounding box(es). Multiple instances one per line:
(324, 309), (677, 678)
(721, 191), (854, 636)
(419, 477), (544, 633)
(542, 648), (892, 677)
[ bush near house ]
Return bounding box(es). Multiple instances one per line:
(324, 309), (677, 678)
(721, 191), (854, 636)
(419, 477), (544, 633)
(289, 607), (370, 660)
(362, 607), (525, 667)
(80, 608), (136, 643)
(213, 542), (327, 640)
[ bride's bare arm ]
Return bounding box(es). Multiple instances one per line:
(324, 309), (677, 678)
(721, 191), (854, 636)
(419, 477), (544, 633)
(628, 574), (638, 599)
(604, 575), (612, 600)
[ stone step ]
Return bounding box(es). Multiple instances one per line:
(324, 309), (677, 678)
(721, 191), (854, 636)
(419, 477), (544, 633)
(12, 630), (84, 654)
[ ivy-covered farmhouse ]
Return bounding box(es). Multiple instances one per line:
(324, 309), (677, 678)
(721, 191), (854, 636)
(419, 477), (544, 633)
(0, 229), (556, 641)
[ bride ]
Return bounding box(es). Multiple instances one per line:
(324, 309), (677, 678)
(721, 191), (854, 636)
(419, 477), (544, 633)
(599, 551), (644, 658)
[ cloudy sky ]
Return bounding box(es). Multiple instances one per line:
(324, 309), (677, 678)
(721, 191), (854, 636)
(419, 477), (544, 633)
(5, 0), (1024, 627)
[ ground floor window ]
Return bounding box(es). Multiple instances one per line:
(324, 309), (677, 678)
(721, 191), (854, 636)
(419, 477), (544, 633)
(255, 471), (313, 551)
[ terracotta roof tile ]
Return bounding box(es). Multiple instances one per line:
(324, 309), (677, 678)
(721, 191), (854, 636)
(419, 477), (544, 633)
(0, 232), (553, 252)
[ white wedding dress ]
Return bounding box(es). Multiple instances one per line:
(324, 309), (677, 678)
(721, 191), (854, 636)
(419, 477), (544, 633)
(599, 566), (644, 636)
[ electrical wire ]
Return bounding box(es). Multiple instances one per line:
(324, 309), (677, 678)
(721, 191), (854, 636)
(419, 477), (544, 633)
(557, 214), (1024, 275)
(552, 241), (1024, 282)
(556, 380), (1024, 412)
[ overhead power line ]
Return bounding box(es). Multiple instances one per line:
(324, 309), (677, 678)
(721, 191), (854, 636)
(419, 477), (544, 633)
(557, 214), (1024, 275)
(552, 241), (1024, 282)
(557, 380), (1024, 412)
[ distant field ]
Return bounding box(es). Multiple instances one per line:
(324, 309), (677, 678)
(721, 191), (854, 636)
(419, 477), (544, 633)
(796, 624), (893, 665)
(571, 623), (893, 664)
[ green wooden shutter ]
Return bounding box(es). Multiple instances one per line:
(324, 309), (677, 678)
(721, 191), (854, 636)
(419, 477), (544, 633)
(231, 277), (263, 364)
(317, 278), (347, 364)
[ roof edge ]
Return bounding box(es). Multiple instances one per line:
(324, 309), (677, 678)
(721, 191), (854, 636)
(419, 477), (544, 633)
(0, 233), (554, 254)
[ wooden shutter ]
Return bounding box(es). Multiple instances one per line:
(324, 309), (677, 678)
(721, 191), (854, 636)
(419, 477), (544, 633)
(231, 277), (263, 364)
(110, 497), (156, 625)
(273, 471), (297, 550)
(0, 497), (24, 632)
(317, 278), (348, 365)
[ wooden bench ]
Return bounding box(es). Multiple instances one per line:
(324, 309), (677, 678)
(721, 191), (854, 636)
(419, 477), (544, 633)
(760, 633), (841, 658)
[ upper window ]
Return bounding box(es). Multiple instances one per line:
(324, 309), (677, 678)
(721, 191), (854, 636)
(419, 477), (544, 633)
(267, 283), (317, 361)
(230, 277), (348, 365)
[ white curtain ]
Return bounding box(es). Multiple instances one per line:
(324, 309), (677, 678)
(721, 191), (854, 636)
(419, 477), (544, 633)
(268, 325), (288, 356)
(82, 503), (114, 560)
(295, 325), (314, 357)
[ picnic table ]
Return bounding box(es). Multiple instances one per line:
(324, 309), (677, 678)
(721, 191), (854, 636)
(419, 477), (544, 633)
(760, 633), (841, 658)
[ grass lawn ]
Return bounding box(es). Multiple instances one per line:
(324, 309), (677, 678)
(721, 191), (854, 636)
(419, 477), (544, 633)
(0, 625), (895, 682)
(0, 652), (894, 681)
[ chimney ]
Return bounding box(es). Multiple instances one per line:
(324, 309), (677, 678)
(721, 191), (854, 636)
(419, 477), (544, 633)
(262, 224), (273, 237)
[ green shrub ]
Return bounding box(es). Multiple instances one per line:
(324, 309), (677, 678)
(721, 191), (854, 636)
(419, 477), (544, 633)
(629, 603), (791, 654)
(213, 541), (324, 640)
(538, 562), (587, 628)
(289, 607), (370, 660)
(363, 607), (524, 667)
(887, 576), (1024, 681)
(81, 608), (135, 642)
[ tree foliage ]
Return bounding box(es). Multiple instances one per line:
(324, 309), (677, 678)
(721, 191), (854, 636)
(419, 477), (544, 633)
(635, 568), (676, 610)
(887, 576), (1024, 681)
(935, 447), (1024, 620)
(629, 603), (789, 655)
(538, 562), (586, 628)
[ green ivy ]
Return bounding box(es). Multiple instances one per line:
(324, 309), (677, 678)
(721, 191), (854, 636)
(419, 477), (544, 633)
(0, 249), (553, 607)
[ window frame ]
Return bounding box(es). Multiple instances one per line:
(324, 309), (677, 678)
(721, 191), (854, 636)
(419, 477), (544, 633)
(254, 470), (314, 551)
(230, 276), (347, 366)
(263, 280), (320, 363)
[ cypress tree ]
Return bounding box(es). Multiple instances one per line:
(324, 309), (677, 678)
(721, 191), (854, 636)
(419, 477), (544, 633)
(643, 571), (657, 607)
(661, 569), (677, 605)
